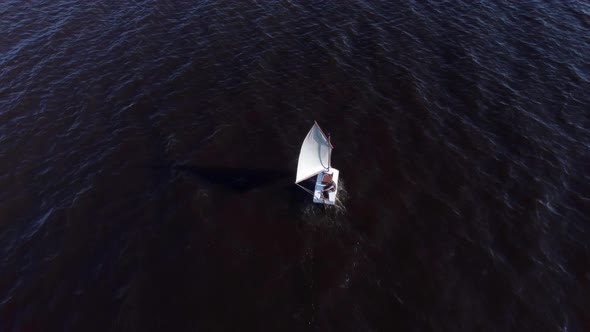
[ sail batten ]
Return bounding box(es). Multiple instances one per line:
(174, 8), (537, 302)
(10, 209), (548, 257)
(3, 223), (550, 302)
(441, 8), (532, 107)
(295, 122), (332, 184)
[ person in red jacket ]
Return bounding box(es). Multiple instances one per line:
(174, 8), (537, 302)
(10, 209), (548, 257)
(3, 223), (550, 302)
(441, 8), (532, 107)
(322, 179), (336, 199)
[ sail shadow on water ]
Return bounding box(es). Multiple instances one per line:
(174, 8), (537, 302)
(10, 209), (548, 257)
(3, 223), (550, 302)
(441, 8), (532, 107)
(172, 164), (313, 214)
(173, 165), (291, 192)
(153, 163), (348, 221)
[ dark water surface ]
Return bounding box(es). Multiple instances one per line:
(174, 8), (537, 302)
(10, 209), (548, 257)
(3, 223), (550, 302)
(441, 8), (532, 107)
(1, 1), (590, 331)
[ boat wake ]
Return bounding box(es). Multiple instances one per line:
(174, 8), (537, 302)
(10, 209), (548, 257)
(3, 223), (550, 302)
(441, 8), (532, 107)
(300, 178), (348, 232)
(332, 178), (347, 213)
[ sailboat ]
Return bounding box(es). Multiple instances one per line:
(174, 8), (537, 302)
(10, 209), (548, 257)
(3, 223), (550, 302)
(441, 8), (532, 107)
(295, 121), (340, 205)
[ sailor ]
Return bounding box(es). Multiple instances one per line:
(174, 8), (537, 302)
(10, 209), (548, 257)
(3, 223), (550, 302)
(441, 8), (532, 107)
(322, 179), (336, 199)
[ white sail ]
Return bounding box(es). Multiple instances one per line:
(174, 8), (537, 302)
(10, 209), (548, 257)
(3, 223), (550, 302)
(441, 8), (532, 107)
(295, 122), (332, 183)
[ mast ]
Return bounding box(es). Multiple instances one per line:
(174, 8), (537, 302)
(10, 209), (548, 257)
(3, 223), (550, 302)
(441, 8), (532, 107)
(327, 135), (331, 170)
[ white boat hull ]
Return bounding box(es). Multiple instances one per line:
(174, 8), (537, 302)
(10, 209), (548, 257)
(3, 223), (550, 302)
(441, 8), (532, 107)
(312, 168), (339, 205)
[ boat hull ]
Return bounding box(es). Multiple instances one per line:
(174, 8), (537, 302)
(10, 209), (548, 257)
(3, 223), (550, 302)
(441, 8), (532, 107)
(312, 168), (339, 205)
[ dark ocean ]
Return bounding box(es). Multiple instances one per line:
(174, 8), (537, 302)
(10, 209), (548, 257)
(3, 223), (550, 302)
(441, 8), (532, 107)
(1, 0), (589, 331)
